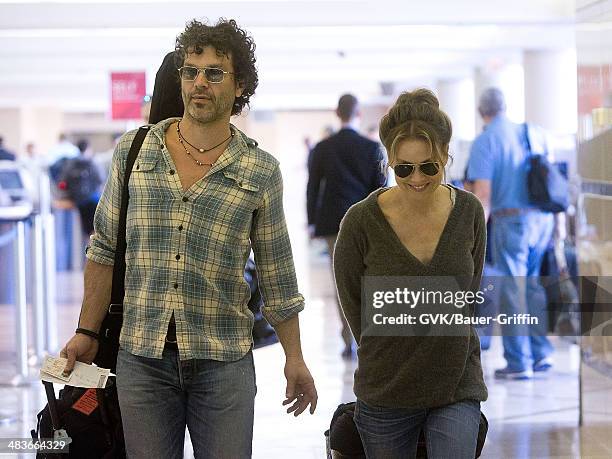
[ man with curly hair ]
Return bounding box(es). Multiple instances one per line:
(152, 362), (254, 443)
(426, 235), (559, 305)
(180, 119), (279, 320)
(60, 18), (317, 458)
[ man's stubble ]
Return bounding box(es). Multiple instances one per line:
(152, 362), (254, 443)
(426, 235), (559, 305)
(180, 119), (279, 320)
(182, 90), (234, 126)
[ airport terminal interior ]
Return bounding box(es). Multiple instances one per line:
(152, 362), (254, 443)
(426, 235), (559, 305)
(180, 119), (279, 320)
(0, 1), (611, 458)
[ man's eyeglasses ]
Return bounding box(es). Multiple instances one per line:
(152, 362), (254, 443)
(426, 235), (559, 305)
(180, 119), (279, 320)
(392, 161), (440, 178)
(178, 66), (234, 84)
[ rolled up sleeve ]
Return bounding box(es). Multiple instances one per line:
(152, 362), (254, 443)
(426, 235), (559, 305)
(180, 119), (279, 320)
(250, 163), (305, 326)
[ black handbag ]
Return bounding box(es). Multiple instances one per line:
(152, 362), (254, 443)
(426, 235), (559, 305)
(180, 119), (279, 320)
(32, 126), (149, 459)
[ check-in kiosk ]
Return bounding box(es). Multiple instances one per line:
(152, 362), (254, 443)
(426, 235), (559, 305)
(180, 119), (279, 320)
(0, 163), (34, 219)
(0, 161), (57, 385)
(0, 161), (34, 383)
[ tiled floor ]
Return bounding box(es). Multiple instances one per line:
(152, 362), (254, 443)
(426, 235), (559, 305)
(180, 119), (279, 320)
(1, 237), (611, 458)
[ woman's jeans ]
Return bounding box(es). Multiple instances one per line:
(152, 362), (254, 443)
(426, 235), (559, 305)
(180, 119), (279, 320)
(116, 347), (256, 459)
(353, 399), (481, 459)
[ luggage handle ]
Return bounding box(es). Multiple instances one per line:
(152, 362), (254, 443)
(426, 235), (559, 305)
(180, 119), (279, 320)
(42, 381), (61, 432)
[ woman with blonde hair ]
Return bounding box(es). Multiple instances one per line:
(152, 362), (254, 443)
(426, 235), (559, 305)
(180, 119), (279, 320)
(333, 88), (488, 458)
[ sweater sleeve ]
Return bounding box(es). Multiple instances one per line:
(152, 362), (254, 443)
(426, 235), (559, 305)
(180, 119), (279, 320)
(333, 206), (366, 342)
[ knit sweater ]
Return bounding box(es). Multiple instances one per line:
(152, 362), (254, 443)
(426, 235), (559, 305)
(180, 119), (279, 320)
(333, 186), (488, 409)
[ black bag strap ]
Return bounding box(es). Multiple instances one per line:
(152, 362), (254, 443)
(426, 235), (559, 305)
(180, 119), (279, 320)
(110, 125), (150, 304)
(94, 126), (149, 372)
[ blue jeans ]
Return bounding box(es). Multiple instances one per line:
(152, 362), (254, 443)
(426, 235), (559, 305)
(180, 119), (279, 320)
(116, 347), (256, 459)
(353, 399), (481, 459)
(491, 212), (554, 371)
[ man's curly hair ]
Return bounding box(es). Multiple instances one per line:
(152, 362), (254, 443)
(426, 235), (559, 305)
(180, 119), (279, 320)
(175, 18), (258, 116)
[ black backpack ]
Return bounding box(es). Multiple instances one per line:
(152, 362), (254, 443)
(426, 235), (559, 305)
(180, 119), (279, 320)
(524, 123), (569, 213)
(32, 381), (124, 459)
(58, 157), (102, 204)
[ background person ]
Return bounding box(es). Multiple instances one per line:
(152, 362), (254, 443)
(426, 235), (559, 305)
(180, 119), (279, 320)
(333, 89), (488, 458)
(467, 87), (554, 380)
(306, 93), (386, 358)
(47, 133), (79, 168)
(0, 136), (16, 161)
(56, 139), (102, 236)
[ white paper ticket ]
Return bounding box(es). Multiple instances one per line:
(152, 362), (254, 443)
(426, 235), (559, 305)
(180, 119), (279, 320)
(41, 356), (72, 382)
(40, 356), (113, 388)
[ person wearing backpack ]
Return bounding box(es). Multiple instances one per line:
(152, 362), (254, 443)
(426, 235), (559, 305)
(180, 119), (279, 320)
(57, 138), (102, 236)
(467, 87), (555, 380)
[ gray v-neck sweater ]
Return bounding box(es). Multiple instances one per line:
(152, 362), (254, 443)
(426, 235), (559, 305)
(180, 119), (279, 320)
(333, 186), (488, 408)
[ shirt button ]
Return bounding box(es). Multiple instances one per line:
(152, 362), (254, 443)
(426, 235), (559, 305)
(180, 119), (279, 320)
(173, 283), (178, 289)
(178, 225), (183, 231)
(169, 169), (175, 175)
(182, 197), (188, 202)
(175, 254), (181, 260)
(136, 164), (140, 170)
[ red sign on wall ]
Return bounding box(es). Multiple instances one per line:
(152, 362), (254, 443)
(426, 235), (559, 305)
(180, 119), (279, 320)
(111, 72), (146, 120)
(577, 66), (612, 115)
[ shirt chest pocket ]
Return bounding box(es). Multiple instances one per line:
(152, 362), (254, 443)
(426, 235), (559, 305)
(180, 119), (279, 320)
(130, 157), (172, 202)
(133, 157), (158, 173)
(221, 170), (261, 205)
(222, 170), (260, 192)
(204, 170), (261, 232)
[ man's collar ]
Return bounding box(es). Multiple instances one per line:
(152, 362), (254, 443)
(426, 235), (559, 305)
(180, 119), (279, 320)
(150, 117), (251, 149)
(340, 120), (359, 131)
(149, 117), (255, 173)
(483, 114), (506, 130)
(490, 114), (506, 124)
(149, 116), (180, 142)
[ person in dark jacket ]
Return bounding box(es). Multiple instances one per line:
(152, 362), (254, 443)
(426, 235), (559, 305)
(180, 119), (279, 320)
(0, 137), (16, 161)
(306, 94), (386, 357)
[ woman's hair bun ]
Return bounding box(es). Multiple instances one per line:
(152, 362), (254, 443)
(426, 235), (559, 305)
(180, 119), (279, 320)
(379, 88), (452, 150)
(397, 88), (440, 110)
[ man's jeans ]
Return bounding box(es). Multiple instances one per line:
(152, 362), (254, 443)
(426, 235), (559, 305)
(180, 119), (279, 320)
(491, 211), (555, 371)
(116, 347), (256, 459)
(353, 399), (481, 459)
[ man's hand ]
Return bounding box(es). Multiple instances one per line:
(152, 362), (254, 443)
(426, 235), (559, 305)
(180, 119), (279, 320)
(60, 334), (99, 376)
(282, 358), (318, 416)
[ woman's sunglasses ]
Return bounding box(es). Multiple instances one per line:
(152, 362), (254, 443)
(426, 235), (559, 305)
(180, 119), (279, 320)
(392, 161), (440, 178)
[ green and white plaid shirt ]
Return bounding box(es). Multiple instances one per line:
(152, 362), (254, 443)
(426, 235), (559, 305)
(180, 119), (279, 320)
(87, 118), (305, 361)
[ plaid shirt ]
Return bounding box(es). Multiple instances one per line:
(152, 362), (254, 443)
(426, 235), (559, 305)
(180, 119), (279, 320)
(87, 118), (304, 361)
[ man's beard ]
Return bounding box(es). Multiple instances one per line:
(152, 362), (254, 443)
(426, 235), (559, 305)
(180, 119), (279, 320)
(182, 90), (233, 124)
